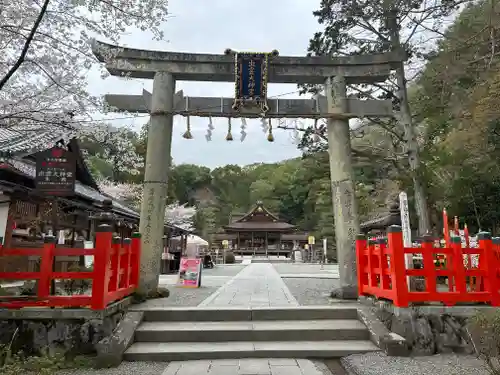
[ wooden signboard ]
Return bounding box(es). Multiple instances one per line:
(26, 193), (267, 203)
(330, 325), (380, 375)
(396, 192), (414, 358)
(35, 146), (76, 196)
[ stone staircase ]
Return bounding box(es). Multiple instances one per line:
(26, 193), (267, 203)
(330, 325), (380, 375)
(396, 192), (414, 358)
(124, 305), (378, 361)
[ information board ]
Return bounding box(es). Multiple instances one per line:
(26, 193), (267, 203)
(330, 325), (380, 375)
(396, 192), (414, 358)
(35, 146), (76, 196)
(177, 257), (202, 288)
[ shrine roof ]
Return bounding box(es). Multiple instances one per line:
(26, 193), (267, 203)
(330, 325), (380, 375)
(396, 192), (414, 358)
(4, 158), (138, 218)
(0, 151), (189, 234)
(224, 201), (295, 231)
(0, 125), (98, 190)
(0, 123), (75, 156)
(360, 201), (401, 232)
(224, 222), (295, 231)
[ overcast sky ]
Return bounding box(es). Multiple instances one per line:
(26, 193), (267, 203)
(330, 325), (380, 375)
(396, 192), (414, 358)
(87, 0), (322, 169)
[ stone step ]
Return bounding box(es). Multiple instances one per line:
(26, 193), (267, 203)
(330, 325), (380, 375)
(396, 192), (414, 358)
(124, 340), (379, 361)
(132, 305), (359, 322)
(135, 319), (369, 342)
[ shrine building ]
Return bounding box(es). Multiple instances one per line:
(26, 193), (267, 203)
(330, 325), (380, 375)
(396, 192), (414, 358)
(212, 201), (309, 257)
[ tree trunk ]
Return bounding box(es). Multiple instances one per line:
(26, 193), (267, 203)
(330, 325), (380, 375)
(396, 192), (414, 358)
(389, 11), (431, 235)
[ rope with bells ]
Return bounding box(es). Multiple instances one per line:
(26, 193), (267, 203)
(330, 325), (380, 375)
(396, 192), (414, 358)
(180, 94), (276, 142)
(182, 96), (193, 139)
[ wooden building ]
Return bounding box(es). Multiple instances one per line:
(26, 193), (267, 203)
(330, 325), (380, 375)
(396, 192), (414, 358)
(212, 201), (308, 256)
(0, 127), (189, 274)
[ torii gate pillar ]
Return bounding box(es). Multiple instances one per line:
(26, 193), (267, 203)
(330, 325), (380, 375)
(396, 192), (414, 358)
(325, 75), (359, 299)
(139, 72), (175, 293)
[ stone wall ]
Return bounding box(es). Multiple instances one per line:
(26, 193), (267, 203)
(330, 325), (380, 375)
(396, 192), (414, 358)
(0, 310), (124, 357)
(359, 297), (478, 356)
(0, 299), (131, 359)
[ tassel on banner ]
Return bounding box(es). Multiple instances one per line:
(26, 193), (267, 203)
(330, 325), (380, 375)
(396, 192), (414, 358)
(267, 118), (274, 142)
(226, 117), (233, 141)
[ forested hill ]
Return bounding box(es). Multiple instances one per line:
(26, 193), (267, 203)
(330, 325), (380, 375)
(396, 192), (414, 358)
(84, 0), (500, 244)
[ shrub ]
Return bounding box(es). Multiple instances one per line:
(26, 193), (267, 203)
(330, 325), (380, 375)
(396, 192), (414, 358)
(132, 287), (170, 304)
(0, 345), (92, 375)
(225, 252), (236, 264)
(62, 264), (93, 296)
(470, 310), (500, 374)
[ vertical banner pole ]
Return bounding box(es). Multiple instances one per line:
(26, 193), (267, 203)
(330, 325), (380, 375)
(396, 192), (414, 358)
(399, 191), (412, 290)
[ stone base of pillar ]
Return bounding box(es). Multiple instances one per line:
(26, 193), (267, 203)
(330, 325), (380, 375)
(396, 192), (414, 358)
(330, 285), (358, 300)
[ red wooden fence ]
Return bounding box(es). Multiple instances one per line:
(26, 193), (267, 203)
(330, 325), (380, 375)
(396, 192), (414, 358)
(356, 225), (500, 307)
(0, 224), (140, 310)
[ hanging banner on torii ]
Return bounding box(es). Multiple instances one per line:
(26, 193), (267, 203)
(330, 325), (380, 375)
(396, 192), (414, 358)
(231, 51), (278, 114)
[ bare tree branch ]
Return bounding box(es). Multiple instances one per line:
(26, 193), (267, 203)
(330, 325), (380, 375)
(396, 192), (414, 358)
(0, 0), (50, 91)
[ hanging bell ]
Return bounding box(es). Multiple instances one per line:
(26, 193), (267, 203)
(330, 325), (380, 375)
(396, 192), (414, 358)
(267, 119), (274, 142)
(182, 116), (193, 139)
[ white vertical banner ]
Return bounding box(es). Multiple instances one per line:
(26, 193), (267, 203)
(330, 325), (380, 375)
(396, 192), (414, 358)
(323, 238), (328, 264)
(399, 191), (413, 289)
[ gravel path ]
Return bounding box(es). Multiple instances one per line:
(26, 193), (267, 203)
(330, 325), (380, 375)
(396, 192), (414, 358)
(342, 352), (488, 375)
(134, 265), (248, 308)
(282, 277), (339, 305)
(57, 362), (167, 375)
(273, 264), (339, 275)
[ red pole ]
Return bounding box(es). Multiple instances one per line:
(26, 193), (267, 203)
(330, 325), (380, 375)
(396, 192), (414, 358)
(356, 234), (367, 296)
(451, 236), (467, 295)
(443, 209), (450, 247)
(130, 232), (141, 288)
(454, 216), (460, 235)
(38, 235), (56, 299)
(387, 225), (409, 307)
(91, 224), (113, 310)
(464, 224), (470, 248)
(421, 234), (437, 296)
(109, 236), (120, 293)
(478, 232), (500, 305)
(122, 238), (132, 288)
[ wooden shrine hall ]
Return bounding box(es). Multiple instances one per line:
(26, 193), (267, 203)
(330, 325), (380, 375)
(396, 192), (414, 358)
(212, 201), (309, 256)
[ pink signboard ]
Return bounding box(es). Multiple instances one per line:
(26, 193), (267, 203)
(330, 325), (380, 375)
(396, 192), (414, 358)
(177, 257), (202, 288)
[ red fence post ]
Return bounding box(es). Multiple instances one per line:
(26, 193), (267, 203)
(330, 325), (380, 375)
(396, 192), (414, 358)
(451, 235), (467, 294)
(38, 235), (56, 299)
(356, 234), (367, 296)
(130, 232), (141, 288)
(379, 238), (391, 290)
(91, 224), (113, 310)
(387, 225), (409, 307)
(120, 238), (130, 289)
(109, 236), (121, 293)
(367, 238), (377, 289)
(493, 237), (500, 289)
(421, 234), (437, 295)
(478, 232), (500, 306)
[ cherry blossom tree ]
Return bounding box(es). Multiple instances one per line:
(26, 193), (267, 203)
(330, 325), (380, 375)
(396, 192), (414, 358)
(0, 0), (169, 130)
(98, 179), (196, 230)
(80, 123), (144, 179)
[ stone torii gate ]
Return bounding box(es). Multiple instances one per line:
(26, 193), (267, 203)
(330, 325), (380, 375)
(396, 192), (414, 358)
(92, 41), (401, 297)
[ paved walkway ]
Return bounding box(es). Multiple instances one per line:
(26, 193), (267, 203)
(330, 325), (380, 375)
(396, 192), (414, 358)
(198, 263), (299, 307)
(163, 358), (333, 374)
(58, 264), (335, 374)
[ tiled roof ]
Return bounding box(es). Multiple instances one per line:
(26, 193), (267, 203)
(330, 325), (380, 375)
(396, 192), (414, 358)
(0, 125), (75, 156)
(7, 159), (138, 217)
(224, 222), (295, 231)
